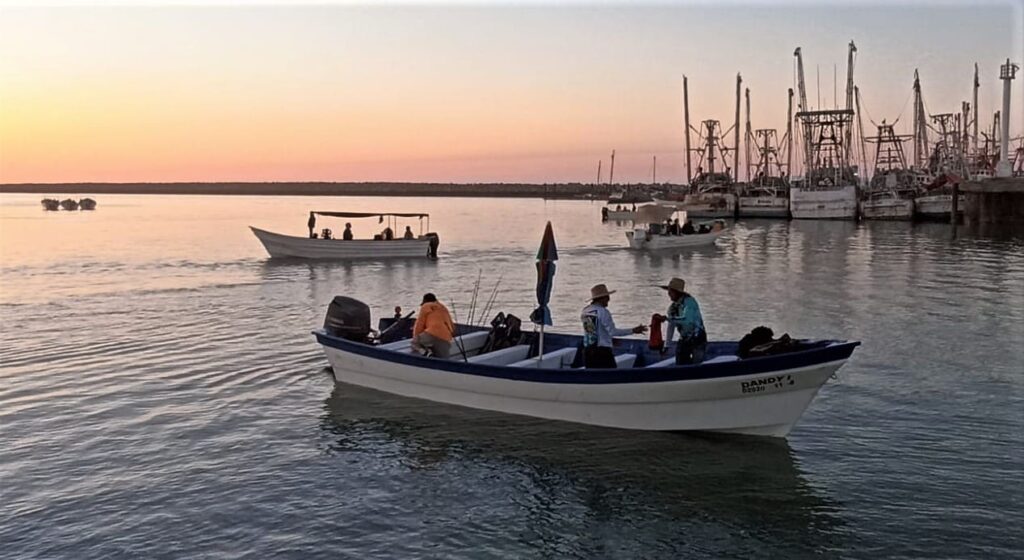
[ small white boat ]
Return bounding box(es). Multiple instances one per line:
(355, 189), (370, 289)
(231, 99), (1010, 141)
(738, 195), (790, 218)
(626, 227), (724, 250)
(251, 211), (439, 259)
(914, 192), (964, 221)
(859, 190), (915, 221)
(789, 184), (858, 220)
(314, 300), (859, 438)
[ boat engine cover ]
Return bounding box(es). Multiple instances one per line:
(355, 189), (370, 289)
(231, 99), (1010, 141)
(324, 296), (372, 342)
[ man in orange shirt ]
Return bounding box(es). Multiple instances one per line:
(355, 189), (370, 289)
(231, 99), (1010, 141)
(411, 293), (455, 358)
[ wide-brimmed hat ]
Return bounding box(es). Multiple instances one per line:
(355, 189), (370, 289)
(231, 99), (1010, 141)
(589, 283), (616, 301)
(660, 277), (686, 292)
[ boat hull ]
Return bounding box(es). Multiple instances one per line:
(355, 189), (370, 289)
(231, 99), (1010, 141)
(738, 196), (790, 218)
(914, 194), (964, 221)
(859, 197), (914, 220)
(790, 186), (858, 220)
(251, 226), (435, 259)
(683, 193), (737, 218)
(626, 230), (723, 250)
(319, 337), (849, 437)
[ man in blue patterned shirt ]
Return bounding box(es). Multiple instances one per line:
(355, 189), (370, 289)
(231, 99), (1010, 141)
(659, 277), (707, 365)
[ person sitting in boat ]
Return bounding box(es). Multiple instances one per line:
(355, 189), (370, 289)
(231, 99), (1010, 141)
(321, 228), (333, 240)
(658, 277), (707, 365)
(697, 223), (711, 234)
(382, 226), (394, 240)
(580, 284), (647, 369)
(342, 223), (354, 240)
(403, 226), (415, 240)
(411, 293), (455, 358)
(681, 220), (695, 235)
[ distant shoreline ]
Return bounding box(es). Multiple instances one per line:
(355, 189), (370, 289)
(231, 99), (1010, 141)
(0, 182), (680, 200)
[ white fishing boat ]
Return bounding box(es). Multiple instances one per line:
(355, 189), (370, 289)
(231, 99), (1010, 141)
(790, 44), (860, 220)
(626, 223), (725, 250)
(738, 193), (789, 218)
(860, 191), (914, 220)
(251, 211), (439, 259)
(313, 298), (859, 438)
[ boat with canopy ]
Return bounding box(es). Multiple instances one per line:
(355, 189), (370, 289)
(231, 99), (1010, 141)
(251, 211), (439, 259)
(314, 222), (858, 437)
(625, 207), (725, 250)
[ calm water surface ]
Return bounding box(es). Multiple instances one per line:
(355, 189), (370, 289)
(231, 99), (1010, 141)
(1, 194), (1022, 559)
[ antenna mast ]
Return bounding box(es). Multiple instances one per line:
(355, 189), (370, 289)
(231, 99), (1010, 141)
(683, 76), (692, 184)
(733, 73), (742, 183)
(786, 88), (794, 179)
(745, 88), (752, 182)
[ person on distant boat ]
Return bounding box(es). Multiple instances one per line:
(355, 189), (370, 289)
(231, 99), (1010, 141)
(681, 219), (695, 235)
(308, 212), (316, 238)
(671, 218), (681, 235)
(411, 293), (454, 358)
(394, 306), (403, 320)
(382, 226), (394, 240)
(580, 284), (647, 369)
(342, 223), (353, 240)
(321, 228), (333, 240)
(403, 226), (415, 240)
(658, 277), (706, 365)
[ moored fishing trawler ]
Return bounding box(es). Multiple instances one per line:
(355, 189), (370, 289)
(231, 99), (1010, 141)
(78, 198), (97, 210)
(251, 211), (439, 259)
(860, 123), (916, 220)
(41, 198), (59, 211)
(789, 44), (860, 220)
(59, 198), (79, 211)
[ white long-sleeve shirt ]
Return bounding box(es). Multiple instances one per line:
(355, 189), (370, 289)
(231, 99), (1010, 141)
(581, 303), (633, 348)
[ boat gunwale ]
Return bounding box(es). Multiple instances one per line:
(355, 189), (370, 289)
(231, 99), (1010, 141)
(313, 329), (859, 385)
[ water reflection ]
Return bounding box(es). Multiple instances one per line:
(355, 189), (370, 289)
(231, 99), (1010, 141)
(318, 383), (846, 555)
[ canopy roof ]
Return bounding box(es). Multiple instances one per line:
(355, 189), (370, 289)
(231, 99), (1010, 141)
(311, 211), (428, 219)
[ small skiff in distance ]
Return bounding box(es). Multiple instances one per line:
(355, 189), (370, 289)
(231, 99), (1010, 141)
(251, 210), (439, 259)
(315, 298), (860, 438)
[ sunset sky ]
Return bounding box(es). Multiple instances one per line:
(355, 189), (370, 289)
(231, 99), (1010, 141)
(1, 1), (1021, 184)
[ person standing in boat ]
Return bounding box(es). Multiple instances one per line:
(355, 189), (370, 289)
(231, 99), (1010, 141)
(411, 293), (455, 358)
(580, 284), (647, 369)
(307, 212), (316, 238)
(659, 277), (707, 365)
(342, 223), (354, 240)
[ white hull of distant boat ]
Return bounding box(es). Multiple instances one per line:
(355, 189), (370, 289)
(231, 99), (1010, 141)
(860, 196), (914, 220)
(625, 229), (723, 250)
(314, 328), (859, 437)
(789, 186), (858, 219)
(250, 227), (435, 259)
(914, 194), (964, 221)
(738, 196), (790, 218)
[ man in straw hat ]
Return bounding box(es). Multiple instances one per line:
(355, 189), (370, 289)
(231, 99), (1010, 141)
(657, 277), (707, 365)
(580, 284), (647, 369)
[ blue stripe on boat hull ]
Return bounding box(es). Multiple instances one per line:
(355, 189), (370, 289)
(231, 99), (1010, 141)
(313, 330), (859, 385)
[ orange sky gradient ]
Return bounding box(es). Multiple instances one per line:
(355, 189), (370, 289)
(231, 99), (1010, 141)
(1, 3), (1021, 184)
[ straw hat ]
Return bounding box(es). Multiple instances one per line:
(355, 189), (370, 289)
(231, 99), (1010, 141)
(660, 277), (686, 293)
(589, 283), (616, 301)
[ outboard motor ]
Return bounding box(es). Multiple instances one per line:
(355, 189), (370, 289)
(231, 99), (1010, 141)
(424, 232), (440, 259)
(323, 296), (372, 342)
